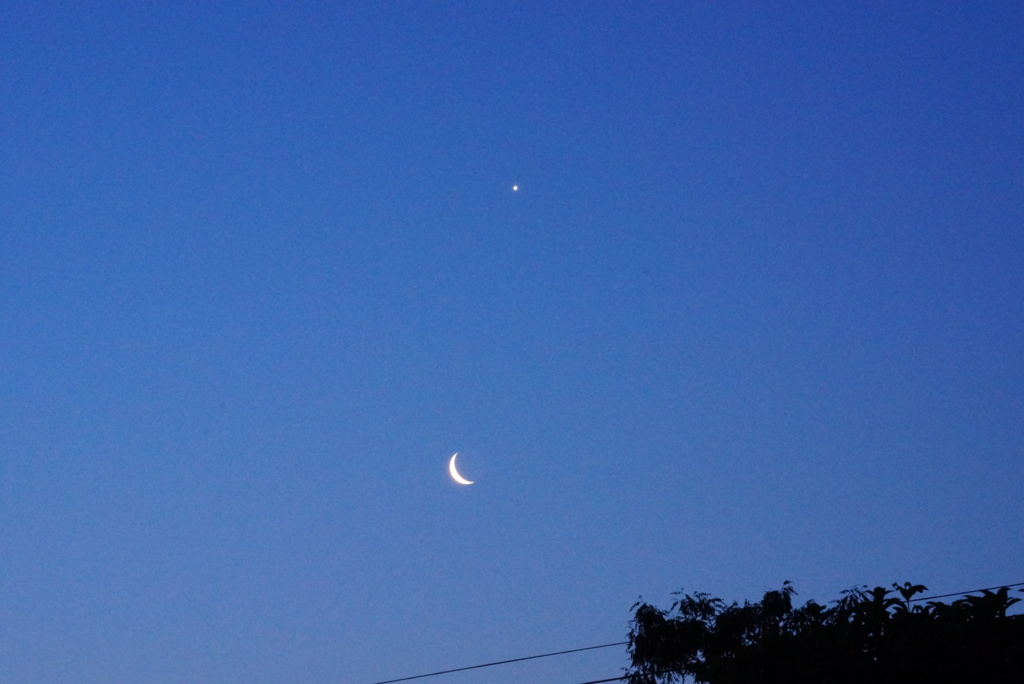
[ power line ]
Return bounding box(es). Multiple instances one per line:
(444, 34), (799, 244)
(911, 581), (1024, 603)
(370, 642), (627, 684)
(370, 580), (1024, 684)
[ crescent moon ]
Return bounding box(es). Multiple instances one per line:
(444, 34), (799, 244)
(448, 453), (474, 485)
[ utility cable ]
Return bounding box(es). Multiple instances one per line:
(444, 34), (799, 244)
(370, 642), (627, 684)
(910, 581), (1024, 603)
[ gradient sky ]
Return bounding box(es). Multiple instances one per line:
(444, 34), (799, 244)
(2, 2), (1023, 683)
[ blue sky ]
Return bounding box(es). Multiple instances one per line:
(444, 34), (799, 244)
(1, 2), (1022, 683)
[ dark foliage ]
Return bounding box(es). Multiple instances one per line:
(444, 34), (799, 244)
(626, 582), (1023, 684)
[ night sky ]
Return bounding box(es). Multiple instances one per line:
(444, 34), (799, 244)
(2, 3), (1022, 683)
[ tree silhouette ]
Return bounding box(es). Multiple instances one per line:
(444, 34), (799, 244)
(626, 582), (1023, 684)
